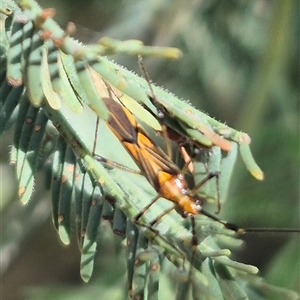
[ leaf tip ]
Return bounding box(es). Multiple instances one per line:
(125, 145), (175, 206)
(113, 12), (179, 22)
(251, 169), (264, 181)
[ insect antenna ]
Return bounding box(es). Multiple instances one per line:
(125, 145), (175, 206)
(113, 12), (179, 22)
(243, 228), (300, 234)
(138, 55), (173, 159)
(92, 116), (100, 156)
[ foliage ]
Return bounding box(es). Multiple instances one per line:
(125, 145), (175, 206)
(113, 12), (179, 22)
(1, 1), (299, 300)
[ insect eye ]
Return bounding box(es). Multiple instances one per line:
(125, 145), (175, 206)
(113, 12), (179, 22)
(157, 110), (164, 119)
(181, 211), (189, 218)
(177, 174), (184, 180)
(193, 148), (200, 156)
(195, 199), (202, 208)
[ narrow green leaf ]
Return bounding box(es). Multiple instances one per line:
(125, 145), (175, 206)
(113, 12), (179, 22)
(80, 186), (103, 282)
(74, 167), (85, 248)
(214, 262), (248, 300)
(51, 136), (66, 230)
(26, 29), (45, 107)
(20, 13), (35, 64)
(18, 109), (48, 204)
(15, 105), (39, 203)
(201, 258), (224, 300)
(147, 251), (160, 300)
(6, 11), (24, 86)
(80, 172), (94, 245)
(219, 142), (238, 204)
(74, 60), (109, 120)
(131, 237), (150, 300)
(41, 44), (61, 110)
(0, 83), (23, 136)
(10, 93), (30, 163)
(239, 144), (264, 180)
(56, 51), (83, 113)
(112, 207), (127, 236)
(126, 221), (140, 295)
(101, 200), (115, 221)
(57, 146), (76, 245)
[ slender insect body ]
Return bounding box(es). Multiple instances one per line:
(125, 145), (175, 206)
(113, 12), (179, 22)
(101, 97), (211, 223)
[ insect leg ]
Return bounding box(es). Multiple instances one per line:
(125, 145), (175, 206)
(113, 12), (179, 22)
(94, 154), (141, 174)
(147, 204), (177, 227)
(92, 116), (142, 174)
(190, 170), (221, 213)
(134, 194), (161, 222)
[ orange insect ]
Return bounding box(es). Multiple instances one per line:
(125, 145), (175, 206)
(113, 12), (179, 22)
(96, 96), (241, 233)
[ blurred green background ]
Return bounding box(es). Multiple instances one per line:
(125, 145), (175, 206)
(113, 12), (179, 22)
(1, 0), (299, 299)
